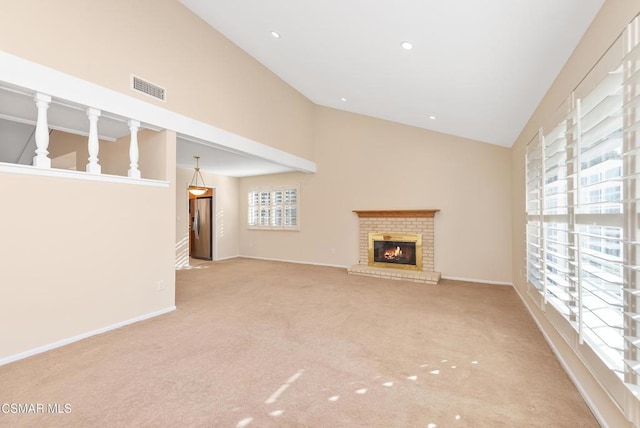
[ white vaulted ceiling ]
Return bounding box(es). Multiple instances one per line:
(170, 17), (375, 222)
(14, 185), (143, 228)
(180, 0), (604, 147)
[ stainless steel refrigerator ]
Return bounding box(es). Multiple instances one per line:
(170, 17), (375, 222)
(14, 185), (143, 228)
(189, 197), (212, 260)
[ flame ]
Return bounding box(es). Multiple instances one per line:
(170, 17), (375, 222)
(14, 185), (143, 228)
(384, 246), (402, 260)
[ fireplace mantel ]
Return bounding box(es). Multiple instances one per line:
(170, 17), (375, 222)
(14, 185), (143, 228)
(353, 209), (439, 218)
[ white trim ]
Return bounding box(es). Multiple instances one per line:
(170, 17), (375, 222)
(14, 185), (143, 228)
(207, 186), (218, 261)
(239, 255), (349, 269)
(512, 286), (612, 427)
(247, 229), (301, 232)
(216, 255), (240, 261)
(0, 306), (176, 367)
(441, 275), (513, 286)
(0, 161), (169, 187)
(0, 51), (316, 174)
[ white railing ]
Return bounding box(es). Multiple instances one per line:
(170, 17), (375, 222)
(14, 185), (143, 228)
(32, 92), (51, 168)
(0, 50), (316, 180)
(25, 90), (142, 179)
(0, 82), (161, 187)
(127, 119), (141, 179)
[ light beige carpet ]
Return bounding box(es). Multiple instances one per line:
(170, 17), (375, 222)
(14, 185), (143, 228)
(0, 258), (596, 427)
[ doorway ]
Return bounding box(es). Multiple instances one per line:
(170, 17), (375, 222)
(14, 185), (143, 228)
(188, 187), (214, 261)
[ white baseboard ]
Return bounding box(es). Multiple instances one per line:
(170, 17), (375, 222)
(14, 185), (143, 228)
(238, 258), (510, 284)
(441, 275), (513, 286)
(0, 306), (176, 367)
(512, 287), (611, 427)
(175, 255), (238, 270)
(216, 254), (240, 261)
(239, 255), (350, 269)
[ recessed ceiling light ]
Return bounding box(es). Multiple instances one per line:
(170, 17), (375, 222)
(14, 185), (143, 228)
(400, 41), (413, 50)
(271, 31), (280, 38)
(340, 97), (347, 102)
(429, 115), (436, 120)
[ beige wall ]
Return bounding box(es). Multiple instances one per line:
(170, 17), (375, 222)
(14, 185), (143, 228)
(176, 168), (239, 267)
(47, 129), (167, 180)
(240, 106), (512, 283)
(1, 0), (305, 361)
(510, 1), (640, 425)
(48, 131), (92, 171)
(0, 130), (176, 361)
(139, 130), (171, 181)
(100, 136), (129, 177)
(0, 0), (315, 161)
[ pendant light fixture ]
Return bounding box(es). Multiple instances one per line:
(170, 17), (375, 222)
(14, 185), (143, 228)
(188, 156), (207, 196)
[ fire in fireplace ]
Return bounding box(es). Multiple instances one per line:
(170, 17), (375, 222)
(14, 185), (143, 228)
(368, 233), (423, 271)
(374, 241), (416, 265)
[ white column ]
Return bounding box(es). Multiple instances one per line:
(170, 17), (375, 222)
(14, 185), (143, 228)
(127, 119), (141, 178)
(86, 107), (101, 174)
(33, 93), (52, 168)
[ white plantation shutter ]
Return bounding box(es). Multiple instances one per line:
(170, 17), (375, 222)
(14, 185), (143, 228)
(248, 191), (259, 226)
(284, 188), (297, 227)
(543, 109), (572, 315)
(526, 133), (544, 294)
(247, 186), (299, 230)
(574, 58), (625, 372)
(259, 191), (271, 227)
(525, 16), (640, 410)
(272, 190), (284, 227)
(622, 17), (640, 387)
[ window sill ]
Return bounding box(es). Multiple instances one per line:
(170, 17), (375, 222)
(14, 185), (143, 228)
(248, 226), (300, 231)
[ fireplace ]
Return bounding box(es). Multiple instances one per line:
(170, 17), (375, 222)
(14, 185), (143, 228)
(369, 233), (422, 271)
(348, 210), (440, 284)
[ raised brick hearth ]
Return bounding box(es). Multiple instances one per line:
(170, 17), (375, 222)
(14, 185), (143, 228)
(348, 210), (441, 285)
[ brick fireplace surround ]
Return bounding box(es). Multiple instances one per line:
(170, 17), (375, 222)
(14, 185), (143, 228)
(348, 210), (441, 285)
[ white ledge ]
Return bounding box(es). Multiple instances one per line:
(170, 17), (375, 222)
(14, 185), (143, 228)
(0, 162), (169, 187)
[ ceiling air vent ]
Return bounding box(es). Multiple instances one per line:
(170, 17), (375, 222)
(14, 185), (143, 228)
(131, 75), (165, 101)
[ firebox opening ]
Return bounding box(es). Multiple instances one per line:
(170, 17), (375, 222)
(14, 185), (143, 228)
(368, 232), (423, 271)
(373, 240), (417, 265)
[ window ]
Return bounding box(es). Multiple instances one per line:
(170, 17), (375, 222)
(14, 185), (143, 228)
(248, 186), (299, 230)
(526, 18), (640, 409)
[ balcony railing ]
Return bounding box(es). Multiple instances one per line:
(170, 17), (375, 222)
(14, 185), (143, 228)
(0, 82), (167, 187)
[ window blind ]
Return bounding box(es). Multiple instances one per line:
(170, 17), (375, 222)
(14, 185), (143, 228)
(526, 16), (640, 402)
(248, 186), (299, 230)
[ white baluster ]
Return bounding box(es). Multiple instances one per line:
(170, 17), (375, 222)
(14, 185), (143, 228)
(86, 108), (101, 174)
(127, 119), (141, 178)
(33, 93), (52, 168)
